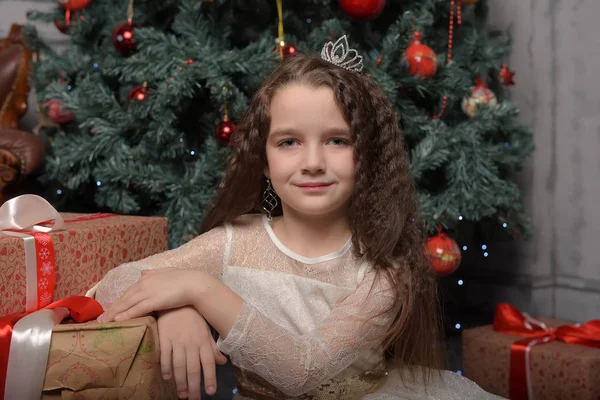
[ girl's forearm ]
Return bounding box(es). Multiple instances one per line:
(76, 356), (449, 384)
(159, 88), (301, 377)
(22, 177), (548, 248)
(192, 273), (244, 338)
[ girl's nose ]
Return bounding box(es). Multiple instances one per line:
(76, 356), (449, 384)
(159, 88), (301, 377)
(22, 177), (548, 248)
(302, 144), (326, 173)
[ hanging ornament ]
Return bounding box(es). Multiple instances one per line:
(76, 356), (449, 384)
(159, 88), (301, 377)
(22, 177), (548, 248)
(113, 0), (136, 56)
(215, 86), (236, 146)
(54, 14), (72, 34)
(215, 116), (237, 146)
(274, 0), (297, 61)
(460, 0), (479, 4)
(276, 42), (297, 60)
(499, 64), (515, 86)
(127, 82), (148, 102)
(54, 12), (84, 34)
(113, 21), (136, 56)
(42, 99), (75, 125)
(462, 79), (498, 117)
(339, 0), (386, 20)
(54, 19), (70, 34)
(57, 0), (88, 34)
(426, 0), (462, 119)
(282, 44), (297, 59)
(425, 229), (461, 276)
(401, 32), (438, 79)
(58, 0), (91, 10)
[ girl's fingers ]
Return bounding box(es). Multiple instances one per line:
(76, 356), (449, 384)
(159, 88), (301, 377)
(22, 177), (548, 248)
(172, 345), (188, 397)
(100, 291), (144, 322)
(186, 347), (202, 400)
(114, 298), (155, 321)
(211, 339), (228, 366)
(141, 267), (174, 275)
(160, 336), (173, 381)
(200, 344), (218, 396)
(141, 268), (159, 275)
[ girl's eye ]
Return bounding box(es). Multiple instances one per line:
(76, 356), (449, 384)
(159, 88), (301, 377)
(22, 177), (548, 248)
(328, 138), (350, 146)
(278, 139), (298, 147)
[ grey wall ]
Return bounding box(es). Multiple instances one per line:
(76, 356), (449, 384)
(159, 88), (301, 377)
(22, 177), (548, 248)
(487, 0), (600, 321)
(2, 0), (599, 321)
(1, 1), (69, 49)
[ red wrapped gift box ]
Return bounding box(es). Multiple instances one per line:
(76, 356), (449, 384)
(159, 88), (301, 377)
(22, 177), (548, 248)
(1, 196), (168, 316)
(462, 304), (600, 400)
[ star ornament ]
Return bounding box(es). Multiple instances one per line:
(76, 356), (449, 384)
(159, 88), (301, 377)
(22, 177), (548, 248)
(499, 64), (515, 86)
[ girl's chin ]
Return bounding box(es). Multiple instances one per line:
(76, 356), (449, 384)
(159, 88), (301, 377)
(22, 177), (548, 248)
(283, 203), (348, 218)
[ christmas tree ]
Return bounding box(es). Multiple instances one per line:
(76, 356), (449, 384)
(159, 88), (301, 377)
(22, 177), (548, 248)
(25, 0), (533, 249)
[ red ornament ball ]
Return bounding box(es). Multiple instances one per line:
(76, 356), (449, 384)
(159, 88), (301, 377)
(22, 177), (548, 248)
(42, 99), (75, 125)
(401, 32), (438, 78)
(281, 44), (297, 60)
(425, 231), (461, 276)
(58, 0), (91, 11)
(339, 0), (386, 20)
(127, 85), (148, 102)
(112, 21), (136, 56)
(215, 116), (237, 146)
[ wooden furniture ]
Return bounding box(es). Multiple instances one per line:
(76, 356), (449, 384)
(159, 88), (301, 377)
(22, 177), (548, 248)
(0, 24), (45, 204)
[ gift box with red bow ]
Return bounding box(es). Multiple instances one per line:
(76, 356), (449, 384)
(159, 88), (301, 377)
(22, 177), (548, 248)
(462, 303), (600, 400)
(0, 195), (168, 316)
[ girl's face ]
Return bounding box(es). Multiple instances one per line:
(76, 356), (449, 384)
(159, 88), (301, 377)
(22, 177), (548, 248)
(265, 83), (355, 218)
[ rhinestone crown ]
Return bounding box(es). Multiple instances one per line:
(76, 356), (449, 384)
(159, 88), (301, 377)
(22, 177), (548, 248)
(320, 35), (364, 73)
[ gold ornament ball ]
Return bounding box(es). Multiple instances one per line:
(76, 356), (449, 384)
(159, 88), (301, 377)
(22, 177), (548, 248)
(462, 81), (498, 118)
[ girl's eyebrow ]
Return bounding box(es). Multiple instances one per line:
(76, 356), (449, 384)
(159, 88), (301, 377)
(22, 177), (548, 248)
(269, 128), (302, 139)
(269, 127), (351, 139)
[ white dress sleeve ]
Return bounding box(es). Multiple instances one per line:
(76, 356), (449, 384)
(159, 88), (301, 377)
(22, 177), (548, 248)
(94, 225), (229, 309)
(218, 270), (396, 396)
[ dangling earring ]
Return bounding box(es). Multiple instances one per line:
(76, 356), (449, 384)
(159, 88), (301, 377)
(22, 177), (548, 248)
(262, 179), (278, 221)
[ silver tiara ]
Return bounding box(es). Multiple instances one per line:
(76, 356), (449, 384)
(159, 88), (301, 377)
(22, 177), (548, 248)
(320, 35), (364, 73)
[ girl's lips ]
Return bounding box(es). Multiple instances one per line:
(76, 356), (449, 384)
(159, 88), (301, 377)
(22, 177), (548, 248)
(296, 183), (333, 192)
(296, 182), (333, 187)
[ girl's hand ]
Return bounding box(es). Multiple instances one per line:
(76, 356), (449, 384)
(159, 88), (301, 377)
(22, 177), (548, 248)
(97, 268), (201, 323)
(157, 306), (227, 400)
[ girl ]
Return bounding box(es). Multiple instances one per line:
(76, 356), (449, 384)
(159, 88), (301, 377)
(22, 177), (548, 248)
(93, 36), (502, 400)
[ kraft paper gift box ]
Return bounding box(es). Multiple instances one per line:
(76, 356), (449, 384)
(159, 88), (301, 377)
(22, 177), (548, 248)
(40, 316), (178, 399)
(1, 206), (168, 316)
(462, 304), (600, 400)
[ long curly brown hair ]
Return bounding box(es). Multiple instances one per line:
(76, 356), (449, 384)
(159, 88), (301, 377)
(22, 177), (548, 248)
(200, 53), (445, 380)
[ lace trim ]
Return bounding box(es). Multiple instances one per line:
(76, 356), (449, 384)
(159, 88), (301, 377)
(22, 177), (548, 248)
(224, 222), (233, 268)
(261, 214), (352, 265)
(232, 364), (387, 400)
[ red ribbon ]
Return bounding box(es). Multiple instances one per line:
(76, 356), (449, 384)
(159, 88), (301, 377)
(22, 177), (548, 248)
(493, 303), (600, 399)
(38, 213), (115, 226)
(0, 296), (103, 399)
(32, 232), (57, 309)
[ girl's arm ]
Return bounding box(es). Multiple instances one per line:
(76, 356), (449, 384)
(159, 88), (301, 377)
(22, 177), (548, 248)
(94, 225), (229, 309)
(193, 270), (397, 397)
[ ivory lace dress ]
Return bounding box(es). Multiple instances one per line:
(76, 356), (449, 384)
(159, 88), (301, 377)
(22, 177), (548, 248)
(94, 214), (503, 400)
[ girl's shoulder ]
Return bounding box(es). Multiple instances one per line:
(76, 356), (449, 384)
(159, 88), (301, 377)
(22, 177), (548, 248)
(227, 213), (263, 229)
(223, 213), (266, 239)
